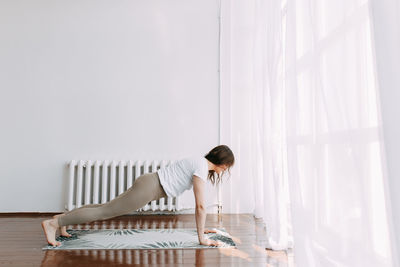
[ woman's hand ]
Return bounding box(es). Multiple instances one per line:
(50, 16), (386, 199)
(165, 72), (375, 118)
(204, 228), (218, 234)
(199, 238), (223, 247)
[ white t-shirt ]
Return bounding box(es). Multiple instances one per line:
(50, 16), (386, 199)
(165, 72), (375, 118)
(157, 156), (209, 197)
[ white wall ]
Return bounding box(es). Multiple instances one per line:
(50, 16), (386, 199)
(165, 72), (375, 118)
(370, 1), (400, 266)
(0, 0), (221, 212)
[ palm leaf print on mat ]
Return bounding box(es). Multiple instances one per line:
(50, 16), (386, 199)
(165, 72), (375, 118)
(42, 228), (235, 250)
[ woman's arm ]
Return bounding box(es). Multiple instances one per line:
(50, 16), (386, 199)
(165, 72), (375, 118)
(193, 175), (221, 246)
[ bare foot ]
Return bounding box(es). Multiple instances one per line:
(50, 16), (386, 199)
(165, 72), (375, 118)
(41, 218), (61, 247)
(53, 214), (72, 237)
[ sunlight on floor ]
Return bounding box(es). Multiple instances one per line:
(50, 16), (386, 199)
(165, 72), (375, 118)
(218, 247), (252, 262)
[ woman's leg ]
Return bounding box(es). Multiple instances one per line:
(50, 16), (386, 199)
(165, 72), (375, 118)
(64, 204), (104, 214)
(57, 172), (167, 226)
(42, 172), (167, 246)
(54, 204), (104, 237)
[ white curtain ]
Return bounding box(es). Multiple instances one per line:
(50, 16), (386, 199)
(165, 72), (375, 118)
(219, 0), (293, 251)
(369, 0), (400, 265)
(220, 0), (397, 266)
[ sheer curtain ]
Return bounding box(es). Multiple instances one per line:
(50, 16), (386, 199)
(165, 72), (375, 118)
(369, 0), (400, 266)
(284, 0), (395, 266)
(220, 0), (397, 266)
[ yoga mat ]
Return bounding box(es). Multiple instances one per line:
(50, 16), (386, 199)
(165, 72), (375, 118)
(42, 228), (236, 250)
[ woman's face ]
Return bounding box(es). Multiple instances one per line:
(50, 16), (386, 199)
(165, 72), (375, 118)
(215, 164), (228, 175)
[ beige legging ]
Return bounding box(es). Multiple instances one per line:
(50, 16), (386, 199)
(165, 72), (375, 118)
(57, 172), (167, 227)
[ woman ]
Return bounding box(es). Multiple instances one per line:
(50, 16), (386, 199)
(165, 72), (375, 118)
(41, 145), (235, 247)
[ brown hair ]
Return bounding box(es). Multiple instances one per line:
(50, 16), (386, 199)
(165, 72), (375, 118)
(204, 145), (235, 185)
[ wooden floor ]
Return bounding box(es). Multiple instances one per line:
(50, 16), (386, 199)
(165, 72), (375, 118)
(0, 213), (292, 267)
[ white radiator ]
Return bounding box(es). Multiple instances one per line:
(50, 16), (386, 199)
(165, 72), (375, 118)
(66, 159), (183, 212)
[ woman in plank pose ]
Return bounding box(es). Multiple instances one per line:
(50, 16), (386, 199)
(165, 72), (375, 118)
(41, 145), (235, 247)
